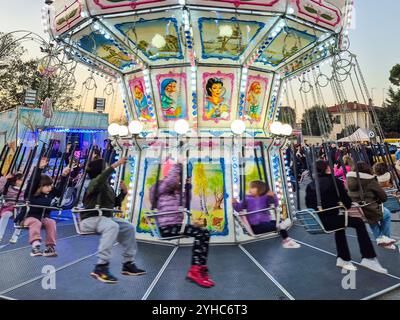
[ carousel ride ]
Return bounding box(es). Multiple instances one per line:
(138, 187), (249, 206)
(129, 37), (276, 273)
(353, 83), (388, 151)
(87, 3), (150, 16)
(2, 0), (400, 300)
(43, 0), (364, 244)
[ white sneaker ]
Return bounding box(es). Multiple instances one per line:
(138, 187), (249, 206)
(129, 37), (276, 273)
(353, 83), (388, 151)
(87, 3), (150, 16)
(360, 258), (388, 274)
(282, 238), (301, 249)
(382, 236), (397, 245)
(279, 219), (292, 230)
(381, 244), (397, 250)
(9, 236), (18, 244)
(376, 237), (385, 245)
(336, 258), (358, 271)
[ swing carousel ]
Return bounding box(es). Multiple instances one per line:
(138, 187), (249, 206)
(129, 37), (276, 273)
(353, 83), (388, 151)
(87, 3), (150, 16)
(2, 0), (400, 301)
(44, 0), (363, 245)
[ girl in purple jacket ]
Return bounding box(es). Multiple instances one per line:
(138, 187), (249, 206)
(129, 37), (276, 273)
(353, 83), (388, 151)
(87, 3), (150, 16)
(0, 173), (24, 243)
(232, 180), (300, 249)
(150, 164), (214, 288)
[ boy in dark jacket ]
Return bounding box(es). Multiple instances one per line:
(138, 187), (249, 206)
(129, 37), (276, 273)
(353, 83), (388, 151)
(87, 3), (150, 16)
(81, 157), (145, 283)
(306, 160), (387, 274)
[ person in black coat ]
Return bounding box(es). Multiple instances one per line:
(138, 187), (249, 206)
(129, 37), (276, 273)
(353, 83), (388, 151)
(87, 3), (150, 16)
(305, 160), (387, 274)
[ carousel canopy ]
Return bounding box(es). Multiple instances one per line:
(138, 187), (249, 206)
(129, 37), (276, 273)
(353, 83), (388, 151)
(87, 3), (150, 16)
(338, 128), (371, 142)
(46, 0), (352, 132)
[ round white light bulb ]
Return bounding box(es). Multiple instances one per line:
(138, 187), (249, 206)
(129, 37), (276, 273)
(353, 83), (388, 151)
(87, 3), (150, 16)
(174, 119), (190, 135)
(281, 124), (293, 136)
(231, 120), (246, 135)
(108, 123), (120, 136)
(270, 121), (284, 135)
(128, 120), (143, 135)
(152, 34), (166, 49)
(118, 125), (129, 137)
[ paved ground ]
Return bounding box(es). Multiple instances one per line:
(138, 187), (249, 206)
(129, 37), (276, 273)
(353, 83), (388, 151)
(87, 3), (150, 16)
(297, 177), (400, 300)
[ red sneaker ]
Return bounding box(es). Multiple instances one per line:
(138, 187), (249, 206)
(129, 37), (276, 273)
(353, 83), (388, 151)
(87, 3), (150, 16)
(200, 266), (215, 287)
(186, 265), (213, 288)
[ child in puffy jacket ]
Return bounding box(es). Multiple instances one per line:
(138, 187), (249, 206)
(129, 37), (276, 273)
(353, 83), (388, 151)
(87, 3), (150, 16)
(150, 163), (214, 288)
(22, 158), (70, 257)
(0, 173), (24, 243)
(232, 180), (300, 249)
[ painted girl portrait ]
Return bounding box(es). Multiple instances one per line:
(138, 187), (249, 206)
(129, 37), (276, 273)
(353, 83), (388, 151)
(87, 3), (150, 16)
(204, 78), (230, 121)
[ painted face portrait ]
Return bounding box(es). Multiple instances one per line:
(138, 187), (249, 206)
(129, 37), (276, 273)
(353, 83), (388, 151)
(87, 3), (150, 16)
(211, 83), (223, 98)
(204, 77), (230, 121)
(164, 81), (177, 99)
(134, 86), (144, 101)
(246, 81), (263, 121)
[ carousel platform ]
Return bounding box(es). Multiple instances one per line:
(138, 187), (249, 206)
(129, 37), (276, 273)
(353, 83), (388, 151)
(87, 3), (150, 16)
(0, 221), (399, 300)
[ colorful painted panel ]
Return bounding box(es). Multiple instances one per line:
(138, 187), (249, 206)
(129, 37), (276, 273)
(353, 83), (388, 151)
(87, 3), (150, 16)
(115, 18), (183, 61)
(156, 72), (188, 121)
(202, 71), (234, 123)
(291, 0), (346, 30)
(281, 45), (329, 77)
(198, 18), (265, 60)
(136, 158), (165, 234)
(189, 159), (228, 236)
(92, 0), (168, 10)
(257, 23), (320, 67)
(53, 0), (83, 34)
(129, 77), (155, 122)
(244, 75), (269, 123)
(77, 32), (133, 69)
(136, 158), (228, 236)
(205, 0), (280, 7)
(190, 0), (285, 11)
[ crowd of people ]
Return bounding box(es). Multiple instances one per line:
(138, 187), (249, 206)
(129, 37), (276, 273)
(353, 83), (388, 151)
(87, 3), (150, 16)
(1, 138), (399, 289)
(300, 140), (400, 273)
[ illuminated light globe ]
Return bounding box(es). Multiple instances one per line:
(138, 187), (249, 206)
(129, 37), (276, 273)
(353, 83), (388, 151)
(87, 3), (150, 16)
(118, 125), (129, 137)
(281, 124), (293, 136)
(174, 119), (190, 135)
(108, 123), (120, 136)
(231, 120), (246, 135)
(128, 120), (144, 135)
(270, 121), (283, 135)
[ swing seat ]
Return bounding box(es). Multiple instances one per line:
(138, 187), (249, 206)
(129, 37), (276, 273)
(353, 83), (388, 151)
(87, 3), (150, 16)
(144, 209), (191, 240)
(295, 205), (348, 235)
(348, 203), (367, 222)
(233, 207), (278, 238)
(71, 207), (122, 236)
(13, 203), (62, 229)
(295, 209), (327, 235)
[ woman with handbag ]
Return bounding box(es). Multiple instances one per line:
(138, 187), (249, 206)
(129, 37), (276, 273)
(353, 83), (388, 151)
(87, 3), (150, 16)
(306, 160), (387, 273)
(347, 161), (396, 250)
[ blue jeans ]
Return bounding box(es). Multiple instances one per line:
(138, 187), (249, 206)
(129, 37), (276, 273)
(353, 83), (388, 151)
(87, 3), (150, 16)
(370, 207), (392, 239)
